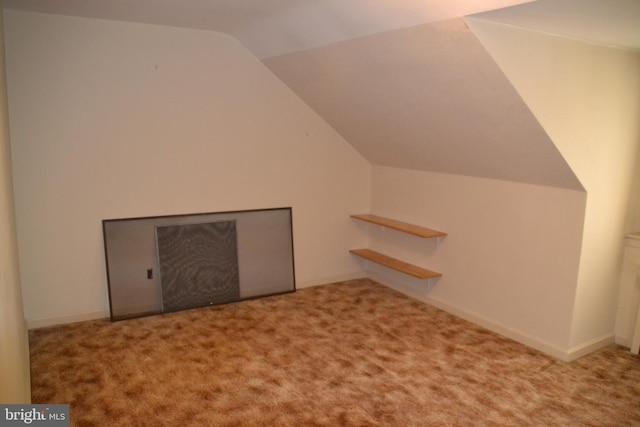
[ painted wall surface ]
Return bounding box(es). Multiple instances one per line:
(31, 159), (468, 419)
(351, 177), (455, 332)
(466, 18), (640, 350)
(627, 164), (640, 234)
(368, 166), (586, 357)
(4, 11), (371, 326)
(0, 11), (31, 403)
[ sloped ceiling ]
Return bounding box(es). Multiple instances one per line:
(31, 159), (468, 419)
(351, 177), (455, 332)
(469, 0), (640, 52)
(264, 18), (581, 189)
(1, 0), (533, 58)
(3, 0), (638, 189)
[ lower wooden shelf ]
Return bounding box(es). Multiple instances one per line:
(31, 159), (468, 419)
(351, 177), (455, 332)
(350, 248), (441, 280)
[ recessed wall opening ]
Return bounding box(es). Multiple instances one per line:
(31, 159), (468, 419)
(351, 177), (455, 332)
(102, 207), (295, 321)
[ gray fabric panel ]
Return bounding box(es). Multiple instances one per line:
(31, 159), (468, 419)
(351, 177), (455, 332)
(156, 221), (239, 312)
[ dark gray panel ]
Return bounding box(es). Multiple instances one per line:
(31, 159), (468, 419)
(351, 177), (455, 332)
(156, 221), (239, 312)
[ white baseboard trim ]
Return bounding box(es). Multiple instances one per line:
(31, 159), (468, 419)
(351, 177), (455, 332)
(25, 273), (366, 329)
(566, 334), (616, 361)
(370, 273), (612, 362)
(25, 275), (615, 360)
(297, 271), (365, 289)
(615, 334), (631, 348)
(27, 310), (109, 330)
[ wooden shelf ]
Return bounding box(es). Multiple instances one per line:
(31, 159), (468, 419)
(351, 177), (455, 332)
(350, 214), (445, 280)
(351, 214), (446, 238)
(350, 249), (442, 280)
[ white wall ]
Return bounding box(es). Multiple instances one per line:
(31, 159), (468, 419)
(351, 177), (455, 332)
(4, 11), (371, 327)
(466, 18), (640, 351)
(0, 10), (31, 403)
(627, 163), (640, 234)
(367, 167), (586, 359)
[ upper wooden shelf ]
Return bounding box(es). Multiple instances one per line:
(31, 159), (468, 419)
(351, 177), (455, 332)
(351, 214), (447, 239)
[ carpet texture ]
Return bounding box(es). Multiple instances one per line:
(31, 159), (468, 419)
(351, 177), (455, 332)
(30, 278), (640, 426)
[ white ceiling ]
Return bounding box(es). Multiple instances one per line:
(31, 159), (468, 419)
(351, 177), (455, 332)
(264, 18), (583, 189)
(470, 0), (640, 52)
(3, 0), (639, 57)
(1, 0), (532, 58)
(2, 0), (637, 189)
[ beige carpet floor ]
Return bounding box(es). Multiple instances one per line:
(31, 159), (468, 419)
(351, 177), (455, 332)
(30, 278), (640, 426)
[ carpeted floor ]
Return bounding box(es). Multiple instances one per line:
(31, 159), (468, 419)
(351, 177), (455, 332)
(30, 278), (640, 426)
